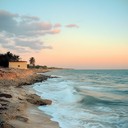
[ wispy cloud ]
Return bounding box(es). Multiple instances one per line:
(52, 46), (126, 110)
(66, 24), (79, 28)
(54, 23), (61, 28)
(0, 10), (61, 52)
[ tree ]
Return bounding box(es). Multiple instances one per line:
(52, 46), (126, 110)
(29, 57), (35, 67)
(6, 51), (20, 61)
(0, 51), (21, 67)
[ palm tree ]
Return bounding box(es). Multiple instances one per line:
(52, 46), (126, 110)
(29, 57), (35, 67)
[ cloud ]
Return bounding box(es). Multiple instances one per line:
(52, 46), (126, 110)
(66, 24), (79, 28)
(0, 10), (58, 36)
(15, 38), (52, 50)
(21, 15), (39, 22)
(0, 32), (52, 53)
(54, 23), (61, 28)
(0, 10), (18, 33)
(48, 29), (61, 34)
(0, 10), (61, 52)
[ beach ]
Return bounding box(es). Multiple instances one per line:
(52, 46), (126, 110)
(0, 68), (59, 128)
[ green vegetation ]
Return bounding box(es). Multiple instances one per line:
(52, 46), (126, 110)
(28, 64), (47, 69)
(0, 51), (20, 67)
(29, 57), (35, 67)
(35, 65), (47, 69)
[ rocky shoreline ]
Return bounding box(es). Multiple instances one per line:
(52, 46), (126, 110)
(0, 68), (59, 128)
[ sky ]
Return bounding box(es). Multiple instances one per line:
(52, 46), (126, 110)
(0, 0), (128, 69)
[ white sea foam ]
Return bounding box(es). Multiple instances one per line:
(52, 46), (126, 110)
(33, 78), (85, 128)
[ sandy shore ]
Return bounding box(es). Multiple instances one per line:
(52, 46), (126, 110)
(0, 68), (59, 128)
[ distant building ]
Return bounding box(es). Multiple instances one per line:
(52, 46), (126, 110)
(9, 61), (27, 69)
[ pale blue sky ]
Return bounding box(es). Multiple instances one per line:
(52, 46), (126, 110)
(0, 0), (128, 69)
(1, 0), (127, 24)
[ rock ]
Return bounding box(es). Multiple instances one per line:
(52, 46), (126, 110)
(15, 116), (28, 122)
(18, 97), (22, 100)
(40, 99), (52, 105)
(27, 94), (52, 105)
(0, 99), (9, 103)
(1, 104), (7, 107)
(0, 103), (7, 110)
(0, 94), (12, 98)
(0, 121), (15, 128)
(0, 107), (7, 110)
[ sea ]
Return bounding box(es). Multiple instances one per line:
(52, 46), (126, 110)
(33, 69), (128, 128)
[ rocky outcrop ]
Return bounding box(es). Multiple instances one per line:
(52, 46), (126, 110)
(15, 116), (28, 122)
(0, 68), (57, 128)
(27, 94), (52, 105)
(0, 94), (12, 98)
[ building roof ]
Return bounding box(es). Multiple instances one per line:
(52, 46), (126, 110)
(9, 61), (27, 62)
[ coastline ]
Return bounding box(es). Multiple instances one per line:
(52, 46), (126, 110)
(0, 68), (59, 128)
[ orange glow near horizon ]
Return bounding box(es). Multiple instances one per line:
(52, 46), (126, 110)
(21, 39), (128, 69)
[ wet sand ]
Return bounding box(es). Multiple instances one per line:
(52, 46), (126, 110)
(9, 103), (59, 128)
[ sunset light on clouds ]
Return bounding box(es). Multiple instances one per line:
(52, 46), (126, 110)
(0, 0), (128, 69)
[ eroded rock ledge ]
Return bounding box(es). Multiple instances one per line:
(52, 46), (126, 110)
(27, 94), (52, 105)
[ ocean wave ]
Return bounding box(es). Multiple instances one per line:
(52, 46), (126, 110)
(79, 94), (128, 107)
(33, 69), (128, 128)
